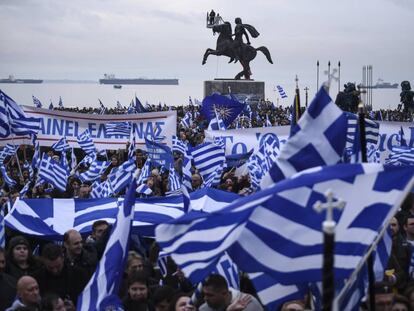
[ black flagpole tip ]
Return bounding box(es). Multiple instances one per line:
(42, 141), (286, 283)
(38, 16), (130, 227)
(328, 61), (331, 66)
(317, 60), (319, 66)
(338, 61), (341, 67)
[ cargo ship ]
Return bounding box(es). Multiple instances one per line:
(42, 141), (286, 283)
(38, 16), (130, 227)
(0, 75), (43, 84)
(99, 74), (178, 85)
(358, 79), (398, 89)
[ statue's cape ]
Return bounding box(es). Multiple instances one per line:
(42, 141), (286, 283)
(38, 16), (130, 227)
(242, 24), (260, 38)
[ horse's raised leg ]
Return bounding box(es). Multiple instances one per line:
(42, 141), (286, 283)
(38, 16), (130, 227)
(202, 49), (214, 65)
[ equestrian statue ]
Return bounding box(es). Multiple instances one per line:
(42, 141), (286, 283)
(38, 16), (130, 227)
(202, 16), (273, 80)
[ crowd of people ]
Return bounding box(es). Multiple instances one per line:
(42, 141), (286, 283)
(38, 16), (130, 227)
(0, 94), (413, 310)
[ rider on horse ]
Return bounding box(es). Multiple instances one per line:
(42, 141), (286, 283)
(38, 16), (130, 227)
(232, 17), (260, 62)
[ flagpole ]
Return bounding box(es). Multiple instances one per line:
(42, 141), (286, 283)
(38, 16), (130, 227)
(338, 61), (341, 96)
(317, 60), (320, 92)
(314, 190), (345, 311)
(10, 135), (23, 178)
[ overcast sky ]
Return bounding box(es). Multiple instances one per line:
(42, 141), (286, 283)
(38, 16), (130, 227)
(1, 0), (413, 89)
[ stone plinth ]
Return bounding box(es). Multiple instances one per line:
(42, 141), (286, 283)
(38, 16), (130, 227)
(204, 80), (265, 101)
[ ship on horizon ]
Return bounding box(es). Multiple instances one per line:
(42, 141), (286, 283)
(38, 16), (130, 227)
(358, 78), (398, 89)
(0, 75), (43, 84)
(99, 74), (178, 86)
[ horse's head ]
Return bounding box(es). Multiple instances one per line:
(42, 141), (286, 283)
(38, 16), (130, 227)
(212, 22), (232, 38)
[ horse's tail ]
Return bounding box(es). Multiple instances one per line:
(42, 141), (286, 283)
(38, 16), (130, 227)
(256, 46), (273, 64)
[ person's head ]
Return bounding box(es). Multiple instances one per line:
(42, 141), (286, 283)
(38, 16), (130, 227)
(110, 156), (119, 167)
(127, 272), (149, 302)
(17, 276), (40, 307)
(375, 281), (394, 311)
(169, 293), (192, 311)
(392, 294), (409, 311)
(191, 173), (202, 190)
(0, 247), (6, 272)
(41, 243), (65, 276)
(202, 274), (230, 309)
(70, 178), (80, 191)
(91, 220), (109, 241)
(152, 285), (175, 311)
(281, 300), (305, 311)
(404, 215), (414, 238)
(79, 183), (91, 198)
(235, 17), (242, 24)
(390, 217), (400, 236)
(8, 235), (30, 264)
(41, 292), (66, 311)
(63, 229), (83, 258)
(126, 251), (144, 276)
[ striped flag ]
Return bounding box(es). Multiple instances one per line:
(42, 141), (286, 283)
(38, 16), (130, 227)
(107, 159), (136, 193)
(168, 165), (181, 192)
(172, 135), (187, 154)
(32, 95), (42, 108)
(180, 112), (192, 128)
(136, 184), (152, 195)
(276, 85), (288, 98)
(51, 137), (70, 152)
(0, 92), (10, 138)
(77, 129), (97, 155)
(127, 126), (136, 160)
(0, 165), (16, 187)
(190, 142), (226, 181)
(90, 180), (113, 199)
(182, 150), (193, 192)
(32, 138), (40, 170)
(0, 90), (41, 137)
(105, 122), (131, 137)
(77, 178), (137, 311)
(136, 160), (152, 186)
(58, 96), (63, 108)
(19, 181), (31, 197)
(0, 144), (18, 163)
(79, 160), (110, 182)
(385, 146), (414, 166)
(260, 87), (347, 189)
(207, 107), (227, 131)
(71, 148), (77, 172)
(156, 163), (414, 286)
(38, 154), (68, 192)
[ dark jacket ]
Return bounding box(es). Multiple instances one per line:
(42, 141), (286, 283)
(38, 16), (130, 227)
(0, 272), (17, 311)
(387, 234), (413, 290)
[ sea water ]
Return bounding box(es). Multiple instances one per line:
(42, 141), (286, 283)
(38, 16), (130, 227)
(0, 80), (402, 111)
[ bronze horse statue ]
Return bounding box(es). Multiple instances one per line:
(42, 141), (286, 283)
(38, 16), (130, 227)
(202, 22), (273, 79)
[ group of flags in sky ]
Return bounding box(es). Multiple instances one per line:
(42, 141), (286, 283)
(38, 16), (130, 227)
(1, 86), (414, 310)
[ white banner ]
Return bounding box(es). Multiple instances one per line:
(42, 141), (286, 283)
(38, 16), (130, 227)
(0, 107), (177, 150)
(206, 121), (414, 157)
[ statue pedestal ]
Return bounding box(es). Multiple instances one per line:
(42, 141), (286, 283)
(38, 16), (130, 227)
(204, 80), (265, 101)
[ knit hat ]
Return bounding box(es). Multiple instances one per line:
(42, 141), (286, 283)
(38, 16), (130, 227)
(8, 235), (30, 252)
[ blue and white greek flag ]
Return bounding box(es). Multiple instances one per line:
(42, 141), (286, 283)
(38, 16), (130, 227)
(168, 165), (181, 192)
(51, 137), (70, 152)
(107, 159), (136, 193)
(191, 142), (226, 181)
(276, 85), (288, 98)
(32, 139), (40, 170)
(79, 160), (110, 182)
(105, 122), (131, 137)
(0, 90), (41, 136)
(38, 154), (68, 192)
(71, 148), (77, 172)
(182, 150), (193, 191)
(23, 161), (34, 179)
(385, 146), (414, 166)
(265, 114), (272, 127)
(91, 180), (113, 199)
(208, 109), (227, 131)
(202, 162), (224, 188)
(180, 112), (192, 128)
(0, 92), (10, 138)
(77, 129), (96, 155)
(374, 227), (393, 281)
(156, 163), (414, 285)
(248, 273), (306, 311)
(136, 160), (151, 186)
(0, 144), (18, 163)
(77, 179), (137, 311)
(158, 251), (169, 277)
(0, 165), (16, 187)
(172, 135), (187, 154)
(136, 184), (152, 195)
(128, 128), (136, 160)
(32, 95), (42, 108)
(260, 87), (347, 188)
(19, 181), (31, 197)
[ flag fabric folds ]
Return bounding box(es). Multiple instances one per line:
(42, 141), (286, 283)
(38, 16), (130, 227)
(38, 154), (68, 192)
(107, 159), (136, 194)
(79, 160), (110, 182)
(180, 112), (193, 129)
(51, 137), (70, 152)
(105, 122), (131, 137)
(155, 163), (414, 286)
(172, 135), (188, 154)
(77, 178), (137, 311)
(0, 144), (18, 163)
(32, 95), (42, 108)
(5, 188), (236, 239)
(77, 129), (97, 155)
(145, 138), (173, 168)
(261, 87), (347, 189)
(0, 90), (41, 137)
(201, 94), (245, 128)
(276, 85), (288, 99)
(190, 141), (225, 181)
